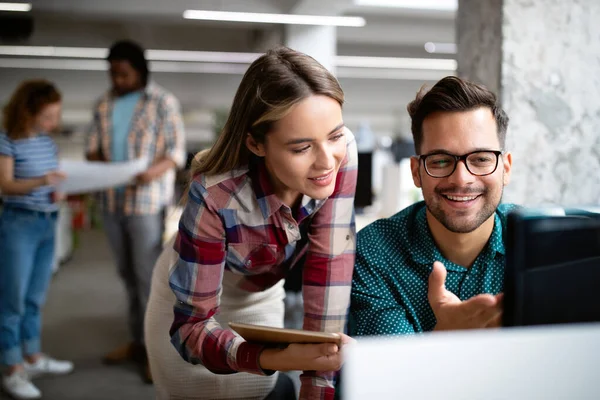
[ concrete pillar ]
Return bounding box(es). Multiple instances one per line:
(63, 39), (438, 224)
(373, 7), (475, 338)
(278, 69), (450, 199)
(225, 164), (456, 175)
(285, 25), (337, 74)
(457, 0), (600, 205)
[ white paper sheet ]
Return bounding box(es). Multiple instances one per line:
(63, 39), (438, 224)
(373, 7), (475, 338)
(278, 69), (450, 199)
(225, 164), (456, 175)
(57, 158), (149, 195)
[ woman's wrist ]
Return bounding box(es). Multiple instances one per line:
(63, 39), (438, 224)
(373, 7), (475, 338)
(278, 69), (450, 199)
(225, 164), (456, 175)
(258, 347), (284, 371)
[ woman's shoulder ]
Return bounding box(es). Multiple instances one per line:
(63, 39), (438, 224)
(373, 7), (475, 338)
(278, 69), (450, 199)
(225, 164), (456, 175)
(190, 167), (252, 207)
(196, 167), (249, 189)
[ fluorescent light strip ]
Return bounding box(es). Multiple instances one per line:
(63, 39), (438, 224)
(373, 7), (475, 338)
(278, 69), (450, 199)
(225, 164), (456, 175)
(150, 61), (248, 75)
(0, 2), (31, 12)
(355, 0), (457, 11)
(183, 10), (366, 27)
(0, 46), (457, 72)
(424, 42), (457, 54)
(147, 50), (259, 64)
(0, 58), (105, 70)
(336, 56), (456, 71)
(0, 46), (107, 58)
(0, 46), (261, 64)
(337, 67), (453, 81)
(0, 58), (251, 74)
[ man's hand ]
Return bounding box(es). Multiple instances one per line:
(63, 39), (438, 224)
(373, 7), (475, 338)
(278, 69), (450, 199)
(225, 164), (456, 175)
(135, 158), (176, 184)
(428, 261), (503, 331)
(85, 152), (106, 162)
(135, 170), (155, 184)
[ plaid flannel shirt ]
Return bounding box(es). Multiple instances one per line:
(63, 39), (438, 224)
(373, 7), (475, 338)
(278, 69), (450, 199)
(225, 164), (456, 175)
(85, 83), (186, 215)
(169, 128), (358, 400)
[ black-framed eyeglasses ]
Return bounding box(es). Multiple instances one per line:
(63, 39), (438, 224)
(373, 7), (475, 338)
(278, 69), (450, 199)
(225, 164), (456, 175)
(418, 150), (503, 178)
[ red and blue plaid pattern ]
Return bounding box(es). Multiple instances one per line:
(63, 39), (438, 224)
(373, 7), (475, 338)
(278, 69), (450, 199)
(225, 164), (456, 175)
(86, 83), (186, 215)
(169, 129), (358, 399)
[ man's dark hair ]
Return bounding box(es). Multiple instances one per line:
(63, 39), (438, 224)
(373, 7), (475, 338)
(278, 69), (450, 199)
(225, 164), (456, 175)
(407, 76), (508, 154)
(107, 40), (149, 86)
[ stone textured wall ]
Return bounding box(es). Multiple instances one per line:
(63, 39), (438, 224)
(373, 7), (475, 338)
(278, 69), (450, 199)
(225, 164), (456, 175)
(458, 0), (600, 206)
(456, 0), (503, 96)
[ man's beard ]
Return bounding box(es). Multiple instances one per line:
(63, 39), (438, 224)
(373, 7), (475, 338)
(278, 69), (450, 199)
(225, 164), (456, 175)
(425, 184), (502, 234)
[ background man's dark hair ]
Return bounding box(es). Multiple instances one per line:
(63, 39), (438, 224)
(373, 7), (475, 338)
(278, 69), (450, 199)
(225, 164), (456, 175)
(107, 40), (149, 86)
(407, 76), (509, 154)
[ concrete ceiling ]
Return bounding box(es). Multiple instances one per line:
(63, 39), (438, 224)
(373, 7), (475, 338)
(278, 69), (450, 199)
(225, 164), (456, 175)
(27, 0), (456, 56)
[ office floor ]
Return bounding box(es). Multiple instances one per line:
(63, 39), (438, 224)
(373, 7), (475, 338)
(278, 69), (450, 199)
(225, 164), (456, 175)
(1, 229), (155, 400)
(0, 208), (380, 400)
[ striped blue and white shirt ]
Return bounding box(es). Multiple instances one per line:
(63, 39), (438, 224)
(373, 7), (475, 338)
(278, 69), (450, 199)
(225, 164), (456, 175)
(0, 133), (59, 212)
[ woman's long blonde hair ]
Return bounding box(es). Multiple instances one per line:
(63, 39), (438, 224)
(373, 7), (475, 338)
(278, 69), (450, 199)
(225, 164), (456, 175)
(189, 46), (344, 179)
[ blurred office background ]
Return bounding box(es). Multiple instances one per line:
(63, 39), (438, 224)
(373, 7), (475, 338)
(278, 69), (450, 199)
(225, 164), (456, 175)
(0, 0), (599, 398)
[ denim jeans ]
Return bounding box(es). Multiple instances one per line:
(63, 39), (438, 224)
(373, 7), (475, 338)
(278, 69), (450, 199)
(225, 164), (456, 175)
(0, 206), (57, 366)
(103, 209), (164, 345)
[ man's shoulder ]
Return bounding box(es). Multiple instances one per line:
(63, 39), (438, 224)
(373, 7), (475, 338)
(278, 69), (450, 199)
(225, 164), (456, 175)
(358, 201), (425, 242)
(357, 201), (426, 263)
(92, 92), (111, 110)
(146, 83), (179, 106)
(496, 203), (520, 228)
(497, 203), (519, 215)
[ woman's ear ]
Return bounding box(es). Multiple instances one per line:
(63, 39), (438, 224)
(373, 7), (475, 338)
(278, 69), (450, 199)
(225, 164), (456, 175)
(246, 133), (266, 157)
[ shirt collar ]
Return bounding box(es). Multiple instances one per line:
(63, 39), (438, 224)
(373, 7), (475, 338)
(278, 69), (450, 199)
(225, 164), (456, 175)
(249, 158), (320, 222)
(410, 203), (505, 270)
(108, 81), (156, 101)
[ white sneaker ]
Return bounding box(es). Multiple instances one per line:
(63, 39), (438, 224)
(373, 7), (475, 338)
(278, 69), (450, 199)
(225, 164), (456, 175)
(24, 355), (74, 377)
(1, 371), (41, 400)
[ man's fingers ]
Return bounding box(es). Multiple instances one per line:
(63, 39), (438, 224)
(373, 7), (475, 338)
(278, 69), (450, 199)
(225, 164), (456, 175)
(495, 293), (504, 307)
(460, 293), (498, 315)
(485, 313), (503, 328)
(428, 261), (448, 303)
(476, 304), (503, 326)
(461, 294), (502, 328)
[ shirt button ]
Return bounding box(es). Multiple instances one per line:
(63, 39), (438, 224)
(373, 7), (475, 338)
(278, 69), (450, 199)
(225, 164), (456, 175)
(246, 260), (252, 266)
(346, 235), (350, 240)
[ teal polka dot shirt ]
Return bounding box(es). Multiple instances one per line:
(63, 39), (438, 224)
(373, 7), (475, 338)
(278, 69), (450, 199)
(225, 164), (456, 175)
(349, 201), (517, 336)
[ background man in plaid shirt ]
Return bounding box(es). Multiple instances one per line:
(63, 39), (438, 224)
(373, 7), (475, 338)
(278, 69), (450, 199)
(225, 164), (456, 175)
(85, 40), (186, 383)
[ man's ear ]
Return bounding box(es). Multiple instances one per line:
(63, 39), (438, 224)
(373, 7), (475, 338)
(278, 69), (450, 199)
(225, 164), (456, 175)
(246, 133), (266, 157)
(502, 152), (512, 186)
(410, 156), (422, 188)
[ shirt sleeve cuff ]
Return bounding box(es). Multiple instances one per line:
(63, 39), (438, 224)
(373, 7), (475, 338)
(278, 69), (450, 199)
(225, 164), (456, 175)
(235, 341), (275, 376)
(299, 384), (335, 400)
(167, 149), (186, 169)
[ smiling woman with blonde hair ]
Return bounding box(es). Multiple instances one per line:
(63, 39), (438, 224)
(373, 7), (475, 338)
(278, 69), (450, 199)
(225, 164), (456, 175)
(145, 47), (358, 400)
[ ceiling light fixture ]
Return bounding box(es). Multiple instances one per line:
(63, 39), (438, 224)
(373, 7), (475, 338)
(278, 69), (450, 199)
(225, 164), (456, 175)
(0, 58), (249, 74)
(355, 0), (457, 11)
(424, 42), (457, 54)
(182, 10), (366, 27)
(0, 46), (457, 72)
(0, 46), (261, 63)
(336, 55), (456, 71)
(0, 2), (31, 12)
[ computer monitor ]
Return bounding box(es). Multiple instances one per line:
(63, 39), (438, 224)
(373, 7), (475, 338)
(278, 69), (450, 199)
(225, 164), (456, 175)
(504, 208), (600, 327)
(342, 324), (600, 400)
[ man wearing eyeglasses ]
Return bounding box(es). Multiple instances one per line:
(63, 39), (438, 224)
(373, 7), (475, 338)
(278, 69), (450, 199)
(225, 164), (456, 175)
(349, 76), (515, 337)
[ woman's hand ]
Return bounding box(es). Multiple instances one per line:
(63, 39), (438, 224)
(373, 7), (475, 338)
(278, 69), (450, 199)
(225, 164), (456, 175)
(44, 171), (66, 186)
(51, 191), (66, 203)
(259, 332), (356, 372)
